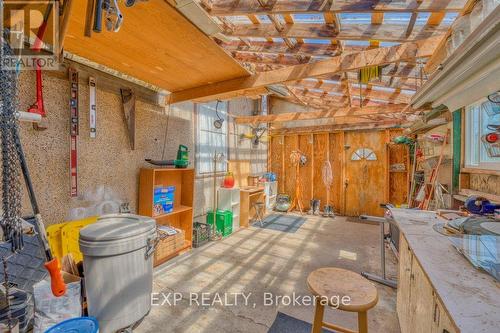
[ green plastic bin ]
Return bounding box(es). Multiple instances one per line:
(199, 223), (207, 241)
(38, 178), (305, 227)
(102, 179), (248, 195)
(207, 210), (233, 237)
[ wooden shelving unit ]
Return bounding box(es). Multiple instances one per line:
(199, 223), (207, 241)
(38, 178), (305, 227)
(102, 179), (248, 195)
(138, 168), (194, 266)
(386, 143), (410, 206)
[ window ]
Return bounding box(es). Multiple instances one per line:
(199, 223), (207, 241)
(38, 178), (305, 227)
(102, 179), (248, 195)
(195, 101), (228, 175)
(464, 98), (500, 171)
(351, 148), (377, 161)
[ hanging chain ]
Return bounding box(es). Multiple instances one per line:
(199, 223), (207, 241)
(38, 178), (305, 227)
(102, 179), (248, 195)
(0, 34), (24, 252)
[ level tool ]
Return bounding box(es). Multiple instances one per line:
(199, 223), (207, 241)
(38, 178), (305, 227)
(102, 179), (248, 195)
(69, 68), (79, 197)
(89, 76), (97, 138)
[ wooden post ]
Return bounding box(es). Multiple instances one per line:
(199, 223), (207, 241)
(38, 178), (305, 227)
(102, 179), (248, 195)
(310, 133), (315, 201)
(326, 133), (331, 206)
(341, 131), (347, 215)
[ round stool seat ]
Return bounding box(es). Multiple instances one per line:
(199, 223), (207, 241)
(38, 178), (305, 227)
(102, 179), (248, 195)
(307, 267), (378, 312)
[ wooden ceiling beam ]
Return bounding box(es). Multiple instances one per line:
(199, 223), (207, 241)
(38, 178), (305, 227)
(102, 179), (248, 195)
(290, 85), (413, 104)
(293, 95), (393, 109)
(273, 121), (403, 133)
(247, 63), (288, 72)
(224, 23), (448, 42)
(169, 36), (440, 103)
(209, 0), (466, 16)
(383, 62), (418, 77)
(343, 63), (420, 78)
(406, 13), (419, 37)
(405, 0), (423, 37)
(234, 104), (410, 124)
(220, 40), (348, 57)
(290, 79), (347, 93)
(271, 120), (404, 134)
(427, 12), (446, 25)
(232, 51), (312, 66)
(247, 14), (260, 24)
(287, 74), (420, 95)
(370, 12), (384, 48)
(324, 76), (419, 91)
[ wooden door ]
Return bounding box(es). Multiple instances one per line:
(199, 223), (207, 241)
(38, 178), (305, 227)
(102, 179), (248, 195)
(397, 235), (413, 333)
(344, 131), (388, 216)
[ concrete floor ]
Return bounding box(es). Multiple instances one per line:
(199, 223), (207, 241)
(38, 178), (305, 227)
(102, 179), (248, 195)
(137, 215), (401, 333)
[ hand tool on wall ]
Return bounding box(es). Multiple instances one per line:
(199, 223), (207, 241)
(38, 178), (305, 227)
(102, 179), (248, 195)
(105, 0), (123, 32)
(125, 0), (149, 7)
(27, 3), (54, 130)
(89, 77), (97, 138)
(27, 66), (47, 130)
(69, 68), (79, 197)
(93, 0), (104, 32)
(93, 0), (123, 33)
(1, 39), (66, 297)
(120, 88), (136, 149)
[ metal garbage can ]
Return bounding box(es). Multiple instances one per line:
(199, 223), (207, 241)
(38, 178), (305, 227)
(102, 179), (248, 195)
(79, 214), (157, 333)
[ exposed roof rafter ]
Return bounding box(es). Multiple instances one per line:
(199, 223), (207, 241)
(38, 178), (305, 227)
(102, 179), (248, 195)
(169, 37), (440, 103)
(208, 0), (466, 16)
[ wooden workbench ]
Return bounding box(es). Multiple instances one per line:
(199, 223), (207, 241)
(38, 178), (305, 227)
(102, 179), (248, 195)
(239, 187), (266, 228)
(390, 208), (500, 333)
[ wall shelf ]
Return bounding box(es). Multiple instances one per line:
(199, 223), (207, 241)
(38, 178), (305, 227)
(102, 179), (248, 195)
(154, 205), (193, 218)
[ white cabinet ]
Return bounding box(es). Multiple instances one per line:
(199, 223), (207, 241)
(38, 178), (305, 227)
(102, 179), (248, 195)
(218, 188), (241, 231)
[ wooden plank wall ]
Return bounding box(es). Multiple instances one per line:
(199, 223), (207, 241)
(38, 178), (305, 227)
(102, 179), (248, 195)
(269, 129), (407, 216)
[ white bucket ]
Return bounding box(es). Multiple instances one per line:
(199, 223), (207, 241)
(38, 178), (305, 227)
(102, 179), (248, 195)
(79, 214), (156, 333)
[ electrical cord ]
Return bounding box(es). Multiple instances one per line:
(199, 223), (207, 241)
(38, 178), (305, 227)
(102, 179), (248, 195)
(160, 96), (171, 160)
(215, 100), (223, 122)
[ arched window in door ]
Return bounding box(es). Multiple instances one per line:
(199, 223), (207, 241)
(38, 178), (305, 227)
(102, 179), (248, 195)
(351, 148), (377, 161)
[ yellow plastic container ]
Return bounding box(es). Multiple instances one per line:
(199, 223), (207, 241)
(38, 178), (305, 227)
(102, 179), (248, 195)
(46, 223), (66, 261)
(46, 216), (98, 262)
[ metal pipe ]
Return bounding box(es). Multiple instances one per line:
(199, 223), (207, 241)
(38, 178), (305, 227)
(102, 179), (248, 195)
(16, 112), (42, 123)
(359, 214), (398, 289)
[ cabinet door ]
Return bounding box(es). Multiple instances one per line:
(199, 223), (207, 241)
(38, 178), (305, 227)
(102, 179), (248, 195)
(397, 235), (413, 333)
(432, 296), (459, 333)
(410, 257), (435, 333)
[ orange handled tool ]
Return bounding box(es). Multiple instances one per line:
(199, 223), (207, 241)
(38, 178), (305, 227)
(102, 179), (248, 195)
(13, 130), (67, 297)
(44, 257), (67, 297)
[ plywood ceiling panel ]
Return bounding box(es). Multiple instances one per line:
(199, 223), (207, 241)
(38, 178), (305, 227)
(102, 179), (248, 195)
(64, 0), (248, 92)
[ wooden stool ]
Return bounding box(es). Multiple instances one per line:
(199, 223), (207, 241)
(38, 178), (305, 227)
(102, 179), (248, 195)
(307, 267), (378, 333)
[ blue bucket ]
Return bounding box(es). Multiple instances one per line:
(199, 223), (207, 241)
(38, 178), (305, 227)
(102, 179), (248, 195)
(45, 317), (99, 333)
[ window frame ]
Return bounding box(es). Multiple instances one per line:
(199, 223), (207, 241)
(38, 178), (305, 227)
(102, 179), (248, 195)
(194, 101), (229, 177)
(463, 98), (500, 171)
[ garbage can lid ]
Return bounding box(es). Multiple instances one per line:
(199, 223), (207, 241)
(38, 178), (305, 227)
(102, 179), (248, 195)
(80, 214), (155, 242)
(45, 317), (99, 333)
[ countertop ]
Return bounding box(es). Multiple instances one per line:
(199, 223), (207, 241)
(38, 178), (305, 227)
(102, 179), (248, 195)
(389, 208), (500, 333)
